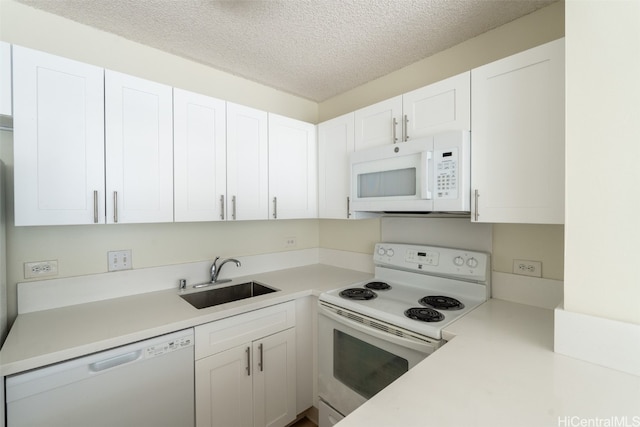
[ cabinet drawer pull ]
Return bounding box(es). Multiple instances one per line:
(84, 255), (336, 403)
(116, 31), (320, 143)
(347, 196), (351, 219)
(220, 195), (225, 220)
(246, 346), (251, 376)
(273, 197), (277, 219)
(93, 190), (99, 223)
(113, 191), (118, 223)
(403, 114), (409, 141)
(392, 117), (398, 143)
(474, 189), (480, 222)
(258, 343), (264, 372)
(232, 195), (237, 220)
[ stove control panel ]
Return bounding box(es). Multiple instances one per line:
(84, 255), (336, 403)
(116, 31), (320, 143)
(374, 243), (489, 281)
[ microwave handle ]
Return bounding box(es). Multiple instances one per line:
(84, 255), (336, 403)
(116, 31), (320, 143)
(420, 151), (433, 200)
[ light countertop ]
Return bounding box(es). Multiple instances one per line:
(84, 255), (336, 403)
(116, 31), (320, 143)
(336, 298), (640, 427)
(2, 265), (639, 426)
(0, 264), (372, 376)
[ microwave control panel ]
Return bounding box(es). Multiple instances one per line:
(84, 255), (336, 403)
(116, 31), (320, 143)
(434, 147), (458, 200)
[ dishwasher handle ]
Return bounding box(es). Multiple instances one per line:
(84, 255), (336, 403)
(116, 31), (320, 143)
(89, 350), (142, 372)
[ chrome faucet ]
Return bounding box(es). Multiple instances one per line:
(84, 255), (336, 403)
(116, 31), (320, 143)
(210, 256), (241, 283)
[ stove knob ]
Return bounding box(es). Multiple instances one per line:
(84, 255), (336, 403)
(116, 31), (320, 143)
(467, 257), (479, 268)
(387, 248), (395, 257)
(377, 247), (386, 256)
(453, 256), (464, 266)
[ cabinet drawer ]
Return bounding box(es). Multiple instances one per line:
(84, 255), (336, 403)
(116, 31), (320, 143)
(195, 301), (296, 359)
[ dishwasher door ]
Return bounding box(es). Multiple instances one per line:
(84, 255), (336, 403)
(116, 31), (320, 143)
(6, 328), (195, 427)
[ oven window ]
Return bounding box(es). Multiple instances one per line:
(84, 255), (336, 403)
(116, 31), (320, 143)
(333, 330), (409, 399)
(357, 168), (416, 198)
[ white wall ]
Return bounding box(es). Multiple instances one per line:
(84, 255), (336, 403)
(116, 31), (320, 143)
(565, 0), (640, 325)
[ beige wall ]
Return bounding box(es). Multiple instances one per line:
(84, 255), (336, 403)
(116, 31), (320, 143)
(319, 2), (566, 282)
(318, 2), (565, 122)
(0, 0), (318, 122)
(565, 0), (640, 324)
(0, 1), (568, 323)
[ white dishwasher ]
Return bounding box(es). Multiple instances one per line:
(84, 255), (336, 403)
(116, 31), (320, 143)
(6, 328), (195, 427)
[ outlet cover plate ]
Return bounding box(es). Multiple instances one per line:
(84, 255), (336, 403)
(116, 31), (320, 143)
(24, 260), (59, 279)
(513, 259), (542, 278)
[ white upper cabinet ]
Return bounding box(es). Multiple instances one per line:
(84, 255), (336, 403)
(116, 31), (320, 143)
(354, 72), (470, 150)
(13, 46), (106, 226)
(226, 102), (269, 221)
(1, 42), (11, 117)
(354, 96), (402, 149)
(471, 38), (565, 224)
(105, 70), (174, 224)
(403, 71), (470, 140)
(318, 112), (355, 219)
(268, 114), (317, 219)
(173, 88), (227, 222)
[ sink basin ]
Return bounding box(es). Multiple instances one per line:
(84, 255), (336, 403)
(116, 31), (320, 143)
(180, 281), (278, 309)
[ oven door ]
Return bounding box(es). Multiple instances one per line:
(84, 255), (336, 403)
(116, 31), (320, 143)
(318, 303), (439, 418)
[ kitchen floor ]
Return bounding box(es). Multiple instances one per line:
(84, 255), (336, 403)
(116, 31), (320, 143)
(291, 417), (316, 427)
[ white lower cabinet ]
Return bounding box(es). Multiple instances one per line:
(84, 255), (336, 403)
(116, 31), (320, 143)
(194, 302), (297, 427)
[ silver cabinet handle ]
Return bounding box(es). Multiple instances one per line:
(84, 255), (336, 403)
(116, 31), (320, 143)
(93, 190), (99, 223)
(347, 196), (351, 218)
(258, 343), (264, 372)
(220, 195), (225, 220)
(403, 114), (409, 141)
(273, 197), (277, 219)
(392, 117), (398, 143)
(232, 196), (237, 220)
(474, 189), (480, 222)
(113, 191), (118, 223)
(245, 346), (251, 376)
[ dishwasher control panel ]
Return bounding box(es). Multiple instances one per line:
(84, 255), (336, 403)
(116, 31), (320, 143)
(145, 334), (193, 358)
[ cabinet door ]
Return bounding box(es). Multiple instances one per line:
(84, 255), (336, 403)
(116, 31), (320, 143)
(253, 329), (296, 427)
(318, 113), (355, 219)
(354, 96), (402, 149)
(105, 70), (174, 224)
(174, 88), (227, 222)
(268, 114), (317, 219)
(226, 102), (269, 220)
(13, 46), (105, 226)
(471, 39), (565, 224)
(196, 344), (253, 427)
(1, 42), (11, 117)
(403, 71), (470, 140)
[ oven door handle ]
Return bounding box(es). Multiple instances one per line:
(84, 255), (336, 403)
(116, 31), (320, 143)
(319, 306), (438, 354)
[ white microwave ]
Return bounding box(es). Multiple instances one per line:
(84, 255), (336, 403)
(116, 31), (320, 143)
(349, 130), (470, 214)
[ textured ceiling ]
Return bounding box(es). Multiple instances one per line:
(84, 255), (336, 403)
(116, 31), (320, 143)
(17, 0), (557, 102)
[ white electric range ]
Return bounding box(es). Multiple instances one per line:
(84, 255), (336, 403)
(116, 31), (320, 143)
(317, 242), (490, 426)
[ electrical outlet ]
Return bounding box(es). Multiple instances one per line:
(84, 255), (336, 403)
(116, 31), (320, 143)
(513, 259), (542, 278)
(24, 260), (59, 279)
(285, 236), (297, 248)
(108, 250), (132, 272)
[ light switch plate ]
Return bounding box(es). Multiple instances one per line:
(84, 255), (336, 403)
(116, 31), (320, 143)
(108, 250), (132, 272)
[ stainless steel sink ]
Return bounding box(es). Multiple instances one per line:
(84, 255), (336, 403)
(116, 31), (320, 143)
(180, 281), (278, 309)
